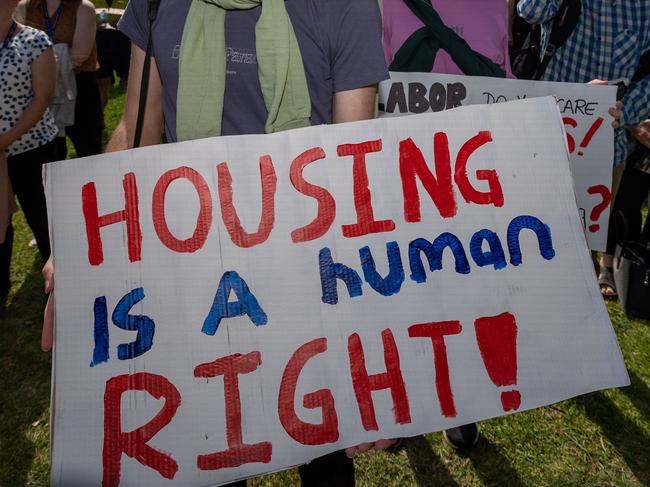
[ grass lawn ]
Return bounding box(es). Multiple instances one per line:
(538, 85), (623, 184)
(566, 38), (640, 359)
(1, 8), (650, 485)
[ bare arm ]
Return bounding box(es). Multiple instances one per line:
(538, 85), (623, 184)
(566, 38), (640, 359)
(332, 85), (378, 124)
(14, 1), (27, 22)
(0, 46), (55, 151)
(106, 44), (164, 152)
(70, 0), (97, 68)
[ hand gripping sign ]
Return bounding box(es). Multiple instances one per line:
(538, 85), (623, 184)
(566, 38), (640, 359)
(378, 72), (618, 252)
(45, 97), (628, 486)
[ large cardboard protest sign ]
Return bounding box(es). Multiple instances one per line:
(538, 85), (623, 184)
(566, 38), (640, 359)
(378, 72), (617, 251)
(46, 98), (628, 486)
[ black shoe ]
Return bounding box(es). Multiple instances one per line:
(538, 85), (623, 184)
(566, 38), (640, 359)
(443, 423), (479, 450)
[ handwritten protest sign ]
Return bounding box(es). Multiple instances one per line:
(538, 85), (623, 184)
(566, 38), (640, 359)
(46, 97), (628, 486)
(378, 72), (617, 251)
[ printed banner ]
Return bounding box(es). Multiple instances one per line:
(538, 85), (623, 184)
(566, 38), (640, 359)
(46, 97), (628, 486)
(378, 72), (618, 251)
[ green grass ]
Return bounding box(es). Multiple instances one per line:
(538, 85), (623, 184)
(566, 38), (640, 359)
(1, 71), (650, 486)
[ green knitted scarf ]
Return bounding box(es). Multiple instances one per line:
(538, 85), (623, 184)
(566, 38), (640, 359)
(176, 0), (311, 141)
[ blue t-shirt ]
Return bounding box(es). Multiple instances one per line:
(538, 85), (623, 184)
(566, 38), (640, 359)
(119, 0), (389, 141)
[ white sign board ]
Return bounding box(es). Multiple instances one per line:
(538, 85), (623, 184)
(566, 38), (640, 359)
(378, 72), (617, 251)
(46, 98), (628, 486)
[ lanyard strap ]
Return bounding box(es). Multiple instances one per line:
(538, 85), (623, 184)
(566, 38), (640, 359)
(42, 1), (64, 40)
(1, 21), (17, 51)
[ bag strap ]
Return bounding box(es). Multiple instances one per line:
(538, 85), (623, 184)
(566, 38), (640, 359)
(533, 0), (581, 80)
(133, 0), (161, 149)
(396, 0), (505, 77)
(632, 49), (650, 83)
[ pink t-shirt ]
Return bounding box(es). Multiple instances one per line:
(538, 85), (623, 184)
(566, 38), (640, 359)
(382, 0), (514, 78)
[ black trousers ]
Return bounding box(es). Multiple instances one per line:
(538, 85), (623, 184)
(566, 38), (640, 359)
(606, 162), (650, 254)
(0, 224), (13, 292)
(7, 141), (56, 262)
(57, 71), (103, 160)
(224, 450), (355, 487)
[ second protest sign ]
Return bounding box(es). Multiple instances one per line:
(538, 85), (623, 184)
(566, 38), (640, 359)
(378, 72), (618, 251)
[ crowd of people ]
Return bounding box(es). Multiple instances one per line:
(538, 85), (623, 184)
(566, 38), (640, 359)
(1, 0), (649, 484)
(0, 0), (128, 296)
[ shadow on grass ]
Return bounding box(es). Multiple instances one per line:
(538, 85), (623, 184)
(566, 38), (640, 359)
(404, 435), (459, 487)
(621, 370), (650, 424)
(465, 435), (526, 487)
(576, 386), (650, 485)
(403, 433), (525, 487)
(0, 257), (51, 486)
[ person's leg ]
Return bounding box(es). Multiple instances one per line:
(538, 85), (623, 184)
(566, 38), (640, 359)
(444, 422), (480, 449)
(298, 450), (355, 487)
(97, 75), (113, 111)
(616, 170), (650, 240)
(7, 142), (56, 262)
(54, 136), (68, 161)
(599, 162), (646, 296)
(0, 223), (13, 295)
(67, 72), (104, 157)
(639, 171), (650, 244)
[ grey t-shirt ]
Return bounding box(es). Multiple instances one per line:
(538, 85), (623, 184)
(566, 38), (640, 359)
(119, 0), (389, 141)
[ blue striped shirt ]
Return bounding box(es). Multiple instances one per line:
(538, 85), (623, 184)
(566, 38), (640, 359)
(518, 0), (650, 165)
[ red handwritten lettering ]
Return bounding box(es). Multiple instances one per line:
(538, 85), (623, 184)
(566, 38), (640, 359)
(152, 167), (213, 253)
(408, 321), (462, 417)
(102, 372), (181, 487)
(348, 329), (411, 431)
(194, 352), (272, 470)
(290, 148), (336, 243)
(82, 172), (141, 266)
(278, 338), (339, 445)
(217, 157), (277, 248)
(454, 131), (504, 207)
(338, 140), (396, 238)
(399, 134), (456, 221)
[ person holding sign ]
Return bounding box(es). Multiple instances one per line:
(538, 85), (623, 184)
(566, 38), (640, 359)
(604, 119), (650, 278)
(517, 0), (649, 296)
(42, 0), (396, 484)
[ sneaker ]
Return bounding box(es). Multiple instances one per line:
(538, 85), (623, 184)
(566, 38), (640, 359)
(28, 238), (37, 248)
(443, 423), (479, 450)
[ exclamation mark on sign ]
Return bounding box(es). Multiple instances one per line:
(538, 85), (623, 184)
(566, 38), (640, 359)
(577, 117), (604, 156)
(474, 312), (521, 412)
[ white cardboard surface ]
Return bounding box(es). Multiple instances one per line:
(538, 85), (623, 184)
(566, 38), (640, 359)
(46, 97), (628, 486)
(378, 72), (618, 251)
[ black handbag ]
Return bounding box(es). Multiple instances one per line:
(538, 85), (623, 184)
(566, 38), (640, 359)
(613, 240), (650, 320)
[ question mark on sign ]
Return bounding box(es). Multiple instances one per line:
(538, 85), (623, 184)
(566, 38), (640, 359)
(587, 185), (611, 232)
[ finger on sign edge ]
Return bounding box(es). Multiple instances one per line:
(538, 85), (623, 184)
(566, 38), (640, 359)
(42, 294), (54, 352)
